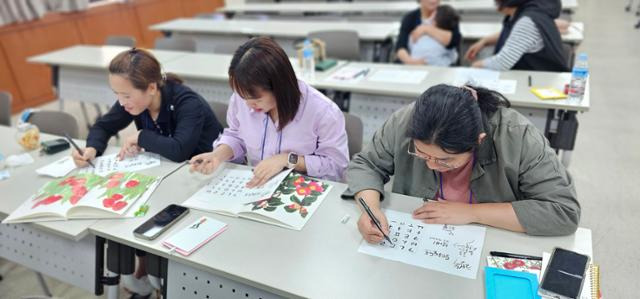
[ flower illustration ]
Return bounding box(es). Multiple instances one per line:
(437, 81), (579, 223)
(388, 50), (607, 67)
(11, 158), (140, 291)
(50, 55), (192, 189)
(110, 173), (125, 180)
(293, 176), (305, 187)
(125, 180), (139, 188)
(32, 195), (63, 209)
(296, 186), (311, 196)
(106, 180), (120, 188)
(112, 201), (128, 211)
(307, 181), (323, 193)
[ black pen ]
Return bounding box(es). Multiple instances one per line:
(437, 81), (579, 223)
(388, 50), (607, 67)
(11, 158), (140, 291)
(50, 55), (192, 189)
(528, 75), (532, 87)
(64, 133), (95, 168)
(357, 197), (394, 246)
(490, 251), (542, 261)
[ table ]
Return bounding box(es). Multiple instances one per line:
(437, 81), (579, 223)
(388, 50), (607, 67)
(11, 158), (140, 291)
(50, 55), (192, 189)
(89, 162), (593, 298)
(150, 18), (397, 61)
(0, 126), (102, 295)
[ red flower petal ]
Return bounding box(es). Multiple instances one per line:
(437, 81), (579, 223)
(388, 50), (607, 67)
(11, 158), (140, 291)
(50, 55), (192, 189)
(112, 201), (128, 211)
(125, 180), (139, 188)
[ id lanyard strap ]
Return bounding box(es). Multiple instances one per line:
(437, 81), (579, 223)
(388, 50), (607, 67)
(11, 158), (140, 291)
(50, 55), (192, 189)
(259, 115), (283, 161)
(437, 153), (476, 204)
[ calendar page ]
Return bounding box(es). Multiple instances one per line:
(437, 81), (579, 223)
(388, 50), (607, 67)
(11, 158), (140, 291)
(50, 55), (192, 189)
(358, 209), (486, 279)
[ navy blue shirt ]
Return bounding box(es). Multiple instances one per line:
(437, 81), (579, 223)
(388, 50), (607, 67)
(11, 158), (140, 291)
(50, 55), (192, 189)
(87, 80), (223, 162)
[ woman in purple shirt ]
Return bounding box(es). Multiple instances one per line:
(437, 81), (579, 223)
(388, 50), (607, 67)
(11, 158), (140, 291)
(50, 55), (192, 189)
(190, 37), (349, 186)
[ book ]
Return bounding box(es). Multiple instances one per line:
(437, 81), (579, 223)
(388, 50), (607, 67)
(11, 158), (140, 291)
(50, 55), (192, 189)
(485, 267), (541, 299)
(182, 164), (332, 230)
(162, 216), (227, 256)
(3, 172), (157, 223)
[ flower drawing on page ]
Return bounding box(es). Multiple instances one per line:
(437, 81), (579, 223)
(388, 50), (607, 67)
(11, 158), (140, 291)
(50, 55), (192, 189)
(248, 173), (329, 218)
(31, 174), (102, 209)
(98, 172), (156, 212)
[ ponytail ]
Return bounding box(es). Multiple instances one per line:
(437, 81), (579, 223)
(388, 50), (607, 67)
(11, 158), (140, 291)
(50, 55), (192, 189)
(407, 84), (510, 154)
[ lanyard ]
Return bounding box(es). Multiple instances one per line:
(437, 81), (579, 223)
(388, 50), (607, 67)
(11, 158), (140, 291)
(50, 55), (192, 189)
(260, 114), (283, 161)
(436, 152), (476, 204)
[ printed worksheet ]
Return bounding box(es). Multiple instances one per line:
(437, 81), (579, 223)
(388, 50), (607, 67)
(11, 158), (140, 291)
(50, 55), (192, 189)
(367, 69), (428, 84)
(358, 209), (486, 279)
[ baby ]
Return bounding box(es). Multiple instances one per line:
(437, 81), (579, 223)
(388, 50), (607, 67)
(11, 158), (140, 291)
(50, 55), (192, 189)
(409, 5), (460, 66)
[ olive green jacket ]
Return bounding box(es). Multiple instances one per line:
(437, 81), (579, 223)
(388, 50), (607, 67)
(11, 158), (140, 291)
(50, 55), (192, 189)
(346, 104), (580, 236)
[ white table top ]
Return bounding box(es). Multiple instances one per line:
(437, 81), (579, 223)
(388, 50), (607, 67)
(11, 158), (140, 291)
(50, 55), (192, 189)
(460, 21), (584, 44)
(28, 45), (188, 70)
(89, 162), (592, 298)
(314, 62), (590, 112)
(150, 18), (399, 41)
(0, 126), (96, 241)
(219, 0), (577, 14)
(27, 45), (589, 112)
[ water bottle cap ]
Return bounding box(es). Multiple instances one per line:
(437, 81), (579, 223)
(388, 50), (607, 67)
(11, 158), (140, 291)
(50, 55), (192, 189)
(578, 53), (588, 60)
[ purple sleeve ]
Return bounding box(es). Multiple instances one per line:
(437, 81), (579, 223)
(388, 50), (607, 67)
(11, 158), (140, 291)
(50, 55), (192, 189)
(304, 104), (350, 182)
(213, 94), (246, 163)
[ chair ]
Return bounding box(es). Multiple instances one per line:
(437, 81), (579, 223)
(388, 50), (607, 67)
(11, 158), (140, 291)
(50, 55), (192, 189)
(154, 36), (197, 52)
(208, 101), (229, 128)
(308, 30), (361, 60)
(0, 91), (12, 126)
(105, 35), (136, 47)
(343, 112), (363, 158)
(27, 110), (80, 139)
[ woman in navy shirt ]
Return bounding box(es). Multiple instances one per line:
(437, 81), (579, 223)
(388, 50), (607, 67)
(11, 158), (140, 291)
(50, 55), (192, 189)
(72, 48), (223, 166)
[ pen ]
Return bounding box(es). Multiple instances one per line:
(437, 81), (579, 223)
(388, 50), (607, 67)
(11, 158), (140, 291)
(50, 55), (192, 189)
(528, 75), (532, 87)
(354, 68), (370, 79)
(357, 197), (394, 246)
(490, 251), (542, 261)
(64, 133), (95, 168)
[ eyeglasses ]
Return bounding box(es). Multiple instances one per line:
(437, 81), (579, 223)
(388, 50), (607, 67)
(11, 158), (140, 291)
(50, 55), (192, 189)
(407, 142), (458, 169)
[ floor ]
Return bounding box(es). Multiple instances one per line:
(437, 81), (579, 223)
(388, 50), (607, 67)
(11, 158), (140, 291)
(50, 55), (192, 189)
(1, 1), (640, 298)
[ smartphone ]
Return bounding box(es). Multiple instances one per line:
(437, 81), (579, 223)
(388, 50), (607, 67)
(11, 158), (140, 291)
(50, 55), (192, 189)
(133, 204), (189, 240)
(539, 247), (590, 299)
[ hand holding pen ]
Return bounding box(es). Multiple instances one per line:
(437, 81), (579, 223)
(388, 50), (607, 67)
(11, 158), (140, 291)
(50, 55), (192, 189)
(66, 133), (96, 168)
(357, 197), (393, 245)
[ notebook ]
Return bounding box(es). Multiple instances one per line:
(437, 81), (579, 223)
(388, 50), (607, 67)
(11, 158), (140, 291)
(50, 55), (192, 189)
(3, 172), (158, 223)
(182, 164), (332, 230)
(485, 267), (541, 299)
(162, 216), (227, 256)
(530, 87), (568, 100)
(541, 252), (601, 299)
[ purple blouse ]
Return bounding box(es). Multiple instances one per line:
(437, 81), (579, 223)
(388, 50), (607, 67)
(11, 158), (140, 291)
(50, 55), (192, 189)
(214, 80), (349, 182)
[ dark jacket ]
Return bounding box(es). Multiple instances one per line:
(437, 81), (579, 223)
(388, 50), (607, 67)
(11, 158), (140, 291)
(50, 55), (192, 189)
(396, 8), (462, 55)
(495, 0), (570, 72)
(87, 80), (223, 162)
(346, 103), (580, 236)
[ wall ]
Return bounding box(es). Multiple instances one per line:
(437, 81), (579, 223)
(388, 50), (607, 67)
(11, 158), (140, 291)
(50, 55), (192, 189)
(0, 0), (224, 113)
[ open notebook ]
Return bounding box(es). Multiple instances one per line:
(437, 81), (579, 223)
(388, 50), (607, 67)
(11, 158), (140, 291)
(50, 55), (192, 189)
(182, 164), (332, 230)
(3, 172), (157, 223)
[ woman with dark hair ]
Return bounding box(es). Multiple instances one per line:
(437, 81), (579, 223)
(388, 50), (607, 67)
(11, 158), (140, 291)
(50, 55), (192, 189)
(72, 48), (223, 166)
(465, 0), (569, 71)
(190, 37), (349, 186)
(396, 0), (462, 65)
(346, 84), (580, 243)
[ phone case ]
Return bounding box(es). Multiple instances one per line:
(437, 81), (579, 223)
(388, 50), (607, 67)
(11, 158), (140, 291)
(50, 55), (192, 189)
(538, 247), (590, 299)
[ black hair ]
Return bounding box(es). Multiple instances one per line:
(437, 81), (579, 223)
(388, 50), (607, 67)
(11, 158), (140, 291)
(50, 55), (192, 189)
(228, 37), (301, 130)
(109, 48), (182, 91)
(408, 84), (511, 154)
(435, 5), (460, 31)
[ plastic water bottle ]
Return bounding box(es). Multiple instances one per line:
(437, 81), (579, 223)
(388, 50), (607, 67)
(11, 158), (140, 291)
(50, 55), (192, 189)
(302, 39), (315, 80)
(568, 53), (588, 102)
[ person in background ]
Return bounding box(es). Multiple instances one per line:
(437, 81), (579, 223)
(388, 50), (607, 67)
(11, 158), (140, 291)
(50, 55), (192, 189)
(408, 4), (461, 66)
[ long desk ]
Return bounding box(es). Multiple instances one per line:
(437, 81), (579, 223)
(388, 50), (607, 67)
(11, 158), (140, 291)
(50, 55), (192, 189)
(0, 126), (102, 295)
(28, 45), (589, 166)
(218, 0), (578, 17)
(0, 125), (594, 298)
(89, 162), (593, 298)
(150, 18), (397, 61)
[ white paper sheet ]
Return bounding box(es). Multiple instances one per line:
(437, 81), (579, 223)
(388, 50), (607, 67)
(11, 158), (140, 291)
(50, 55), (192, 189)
(79, 153), (161, 176)
(325, 66), (369, 83)
(35, 156), (76, 177)
(358, 209), (486, 279)
(367, 69), (428, 84)
(452, 68), (517, 94)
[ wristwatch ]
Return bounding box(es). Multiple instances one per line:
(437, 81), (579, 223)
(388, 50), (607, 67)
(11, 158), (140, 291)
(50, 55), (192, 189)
(287, 152), (299, 169)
